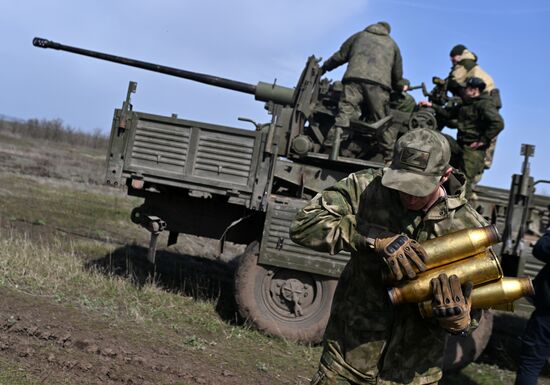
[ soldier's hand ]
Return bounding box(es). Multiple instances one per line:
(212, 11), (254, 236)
(374, 234), (427, 281)
(419, 100), (433, 108)
(431, 274), (473, 334)
(469, 141), (484, 149)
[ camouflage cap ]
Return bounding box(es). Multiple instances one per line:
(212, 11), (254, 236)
(381, 129), (451, 197)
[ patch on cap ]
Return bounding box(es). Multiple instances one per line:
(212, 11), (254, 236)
(400, 147), (430, 171)
(381, 128), (451, 197)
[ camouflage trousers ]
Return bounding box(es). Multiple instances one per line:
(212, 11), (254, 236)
(310, 370), (438, 385)
(445, 135), (486, 199)
(484, 137), (497, 169)
(462, 146), (486, 197)
(309, 343), (439, 385)
(333, 81), (395, 161)
(335, 81), (390, 128)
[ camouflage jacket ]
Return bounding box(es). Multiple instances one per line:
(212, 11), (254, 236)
(290, 168), (487, 385)
(322, 23), (406, 91)
(433, 93), (504, 146)
(447, 49), (496, 95)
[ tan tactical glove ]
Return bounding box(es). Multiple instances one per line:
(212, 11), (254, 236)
(431, 273), (473, 334)
(374, 234), (427, 281)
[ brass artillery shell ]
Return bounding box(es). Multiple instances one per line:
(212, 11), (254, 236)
(383, 225), (501, 283)
(387, 249), (503, 305)
(418, 277), (534, 318)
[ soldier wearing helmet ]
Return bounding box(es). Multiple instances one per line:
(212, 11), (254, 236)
(420, 76), (504, 199)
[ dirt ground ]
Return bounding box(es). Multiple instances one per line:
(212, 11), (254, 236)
(0, 286), (307, 385)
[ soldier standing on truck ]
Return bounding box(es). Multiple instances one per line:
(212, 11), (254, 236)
(419, 77), (504, 199)
(447, 44), (502, 171)
(290, 128), (485, 385)
(515, 228), (550, 385)
(320, 21), (409, 162)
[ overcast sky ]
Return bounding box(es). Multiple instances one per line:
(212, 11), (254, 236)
(2, 0), (550, 191)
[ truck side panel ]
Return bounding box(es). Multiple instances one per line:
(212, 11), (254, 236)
(258, 195), (349, 278)
(106, 109), (267, 208)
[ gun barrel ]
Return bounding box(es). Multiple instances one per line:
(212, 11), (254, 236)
(33, 37), (263, 97)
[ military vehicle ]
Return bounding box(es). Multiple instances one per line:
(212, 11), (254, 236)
(34, 37), (550, 367)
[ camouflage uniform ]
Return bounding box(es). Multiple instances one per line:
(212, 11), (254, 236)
(433, 93), (504, 198)
(446, 48), (500, 170)
(290, 130), (488, 385)
(321, 22), (408, 161)
(447, 50), (495, 96)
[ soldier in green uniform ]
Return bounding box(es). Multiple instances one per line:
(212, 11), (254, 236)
(290, 128), (484, 385)
(447, 45), (496, 99)
(420, 77), (504, 199)
(446, 44), (502, 171)
(320, 21), (409, 161)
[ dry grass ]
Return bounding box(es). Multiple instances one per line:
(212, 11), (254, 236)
(0, 117), (107, 150)
(0, 231), (216, 331)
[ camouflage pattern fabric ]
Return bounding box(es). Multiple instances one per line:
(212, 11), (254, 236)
(445, 49), (500, 170)
(483, 137), (497, 169)
(433, 93), (504, 196)
(447, 50), (495, 94)
(445, 135), (486, 198)
(290, 168), (488, 385)
(322, 23), (406, 91)
(381, 129), (451, 197)
(334, 82), (389, 128)
(461, 146), (486, 198)
(446, 93), (504, 145)
(331, 82), (403, 162)
(377, 121), (403, 162)
(327, 82), (397, 161)
(390, 92), (416, 113)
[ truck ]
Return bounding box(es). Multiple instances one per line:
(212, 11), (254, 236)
(34, 37), (550, 368)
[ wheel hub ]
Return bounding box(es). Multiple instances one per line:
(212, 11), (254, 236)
(267, 271), (317, 318)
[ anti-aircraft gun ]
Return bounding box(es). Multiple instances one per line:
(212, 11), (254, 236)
(34, 38), (550, 368)
(32, 37), (436, 167)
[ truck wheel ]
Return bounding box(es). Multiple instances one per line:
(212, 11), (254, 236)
(235, 242), (337, 343)
(443, 309), (494, 371)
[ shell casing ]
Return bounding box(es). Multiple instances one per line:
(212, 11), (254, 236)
(387, 249), (503, 305)
(383, 225), (501, 284)
(418, 277), (533, 318)
(421, 224), (500, 269)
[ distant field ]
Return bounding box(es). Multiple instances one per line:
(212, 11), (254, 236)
(0, 123), (548, 384)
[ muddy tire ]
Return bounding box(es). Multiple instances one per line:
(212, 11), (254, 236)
(443, 309), (494, 371)
(234, 242), (337, 343)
